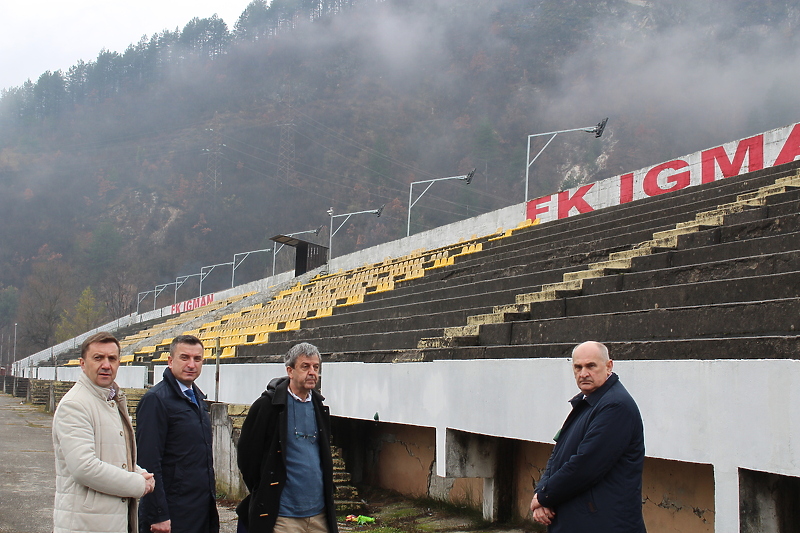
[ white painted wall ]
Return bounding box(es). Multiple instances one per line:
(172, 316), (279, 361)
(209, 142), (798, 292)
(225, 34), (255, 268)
(177, 357), (800, 533)
(32, 365), (148, 389)
(153, 362), (287, 405)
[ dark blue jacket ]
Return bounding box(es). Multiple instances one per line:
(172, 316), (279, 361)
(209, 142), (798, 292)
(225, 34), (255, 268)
(535, 373), (646, 532)
(136, 368), (219, 533)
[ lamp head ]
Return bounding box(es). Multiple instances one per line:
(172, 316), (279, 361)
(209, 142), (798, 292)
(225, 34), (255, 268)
(464, 168), (476, 185)
(594, 118), (608, 138)
(327, 207), (334, 217)
(314, 225), (324, 236)
(375, 204), (386, 218)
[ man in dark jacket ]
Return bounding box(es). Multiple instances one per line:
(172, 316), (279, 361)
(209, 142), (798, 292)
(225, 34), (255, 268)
(136, 334), (219, 533)
(236, 342), (338, 533)
(531, 341), (646, 532)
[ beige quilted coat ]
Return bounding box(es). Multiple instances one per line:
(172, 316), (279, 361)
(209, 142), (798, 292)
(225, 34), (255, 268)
(52, 372), (147, 533)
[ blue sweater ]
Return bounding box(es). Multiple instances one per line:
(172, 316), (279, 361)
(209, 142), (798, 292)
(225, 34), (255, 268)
(278, 396), (325, 517)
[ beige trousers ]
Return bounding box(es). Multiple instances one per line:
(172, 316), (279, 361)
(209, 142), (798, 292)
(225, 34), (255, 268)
(273, 512), (328, 533)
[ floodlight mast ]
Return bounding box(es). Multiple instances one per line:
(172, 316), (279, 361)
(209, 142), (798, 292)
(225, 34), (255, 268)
(154, 282), (178, 309)
(199, 262), (234, 297)
(524, 118), (608, 202)
(175, 272), (202, 303)
(136, 290), (156, 314)
(327, 205), (385, 263)
(232, 248), (272, 287)
(407, 169), (475, 236)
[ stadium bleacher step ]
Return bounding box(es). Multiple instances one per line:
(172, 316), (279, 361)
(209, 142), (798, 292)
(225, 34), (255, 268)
(466, 311), (530, 326)
(417, 335), (480, 349)
(563, 259), (632, 282)
(444, 325), (481, 337)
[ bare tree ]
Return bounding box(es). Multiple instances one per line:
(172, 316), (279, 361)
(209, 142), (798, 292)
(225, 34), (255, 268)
(17, 261), (72, 352)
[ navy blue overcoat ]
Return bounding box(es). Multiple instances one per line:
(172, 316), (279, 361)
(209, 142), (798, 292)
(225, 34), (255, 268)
(136, 368), (219, 533)
(535, 373), (647, 532)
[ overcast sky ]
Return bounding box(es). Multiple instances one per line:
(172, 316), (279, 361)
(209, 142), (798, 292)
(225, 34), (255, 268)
(1, 0), (253, 91)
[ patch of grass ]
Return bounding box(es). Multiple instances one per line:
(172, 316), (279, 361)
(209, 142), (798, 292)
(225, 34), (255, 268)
(382, 505), (421, 520)
(409, 495), (485, 524)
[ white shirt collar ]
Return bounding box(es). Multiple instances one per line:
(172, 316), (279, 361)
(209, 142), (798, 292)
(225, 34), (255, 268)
(288, 387), (312, 402)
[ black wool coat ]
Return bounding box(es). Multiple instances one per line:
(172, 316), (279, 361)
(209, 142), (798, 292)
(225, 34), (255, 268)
(136, 368), (219, 533)
(236, 376), (338, 533)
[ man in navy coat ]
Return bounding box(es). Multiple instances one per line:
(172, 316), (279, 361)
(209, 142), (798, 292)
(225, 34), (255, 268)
(136, 334), (219, 533)
(530, 341), (646, 532)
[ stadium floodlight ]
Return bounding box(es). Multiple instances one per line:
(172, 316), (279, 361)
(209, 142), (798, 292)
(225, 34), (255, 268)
(200, 262), (234, 297)
(407, 169), (475, 236)
(328, 205), (385, 263)
(524, 118), (608, 202)
(154, 282), (179, 309)
(233, 248), (272, 287)
(136, 290), (157, 314)
(175, 272), (202, 303)
(272, 225), (324, 277)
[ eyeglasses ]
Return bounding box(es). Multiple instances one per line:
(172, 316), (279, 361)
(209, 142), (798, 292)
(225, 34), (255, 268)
(294, 430), (317, 443)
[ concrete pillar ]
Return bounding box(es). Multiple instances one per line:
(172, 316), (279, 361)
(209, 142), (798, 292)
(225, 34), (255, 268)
(715, 467), (739, 533)
(482, 477), (496, 522)
(435, 426), (447, 477)
(442, 428), (501, 521)
(210, 403), (248, 500)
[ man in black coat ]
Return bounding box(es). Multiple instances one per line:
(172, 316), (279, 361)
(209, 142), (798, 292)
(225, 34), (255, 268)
(236, 342), (338, 533)
(531, 341), (646, 532)
(136, 334), (219, 533)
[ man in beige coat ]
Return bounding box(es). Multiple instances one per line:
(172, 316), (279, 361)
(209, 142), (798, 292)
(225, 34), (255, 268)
(52, 332), (155, 533)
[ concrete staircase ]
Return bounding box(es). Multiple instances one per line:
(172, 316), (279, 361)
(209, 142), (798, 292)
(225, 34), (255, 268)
(220, 404), (365, 513)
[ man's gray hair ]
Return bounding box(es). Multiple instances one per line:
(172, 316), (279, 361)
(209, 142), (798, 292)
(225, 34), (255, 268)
(285, 342), (321, 368)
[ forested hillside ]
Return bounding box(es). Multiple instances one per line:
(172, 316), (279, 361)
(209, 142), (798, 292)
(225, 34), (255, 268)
(1, 0), (799, 356)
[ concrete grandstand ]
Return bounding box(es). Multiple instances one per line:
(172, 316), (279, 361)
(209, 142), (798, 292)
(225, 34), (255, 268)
(6, 121), (800, 533)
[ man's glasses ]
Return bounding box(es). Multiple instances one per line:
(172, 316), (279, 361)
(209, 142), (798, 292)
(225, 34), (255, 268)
(294, 430), (317, 443)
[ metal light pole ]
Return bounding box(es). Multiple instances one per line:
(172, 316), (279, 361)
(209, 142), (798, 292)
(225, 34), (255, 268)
(407, 169), (475, 236)
(154, 282), (179, 309)
(524, 118), (608, 202)
(272, 226), (323, 277)
(327, 204), (385, 263)
(13, 323), (17, 369)
(136, 290), (156, 314)
(175, 273), (202, 303)
(232, 248), (272, 287)
(200, 262), (234, 297)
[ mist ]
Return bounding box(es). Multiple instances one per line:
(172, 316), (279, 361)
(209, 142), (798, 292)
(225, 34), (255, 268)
(538, 0), (800, 165)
